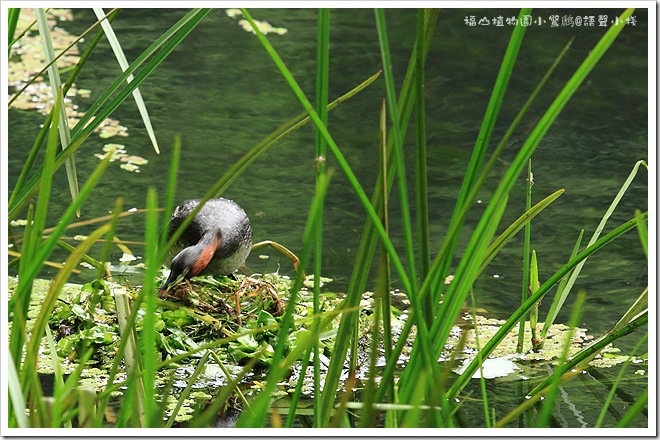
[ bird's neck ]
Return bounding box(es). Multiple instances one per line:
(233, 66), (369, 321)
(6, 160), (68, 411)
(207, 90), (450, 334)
(190, 232), (220, 276)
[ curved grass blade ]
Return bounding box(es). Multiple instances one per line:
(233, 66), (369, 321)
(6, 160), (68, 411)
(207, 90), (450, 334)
(93, 8), (160, 154)
(141, 188), (160, 427)
(161, 72), (381, 266)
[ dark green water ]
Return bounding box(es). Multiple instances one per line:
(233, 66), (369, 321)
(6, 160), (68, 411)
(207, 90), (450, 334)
(8, 8), (649, 428)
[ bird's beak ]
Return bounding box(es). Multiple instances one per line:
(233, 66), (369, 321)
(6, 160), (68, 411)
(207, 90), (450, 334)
(160, 271), (177, 291)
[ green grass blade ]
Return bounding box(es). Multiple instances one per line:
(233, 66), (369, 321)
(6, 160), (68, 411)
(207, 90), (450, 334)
(517, 160), (534, 351)
(414, 9), (431, 281)
(7, 8), (20, 56)
(210, 70), (381, 198)
(472, 37), (574, 211)
(239, 8), (412, 298)
(359, 100), (394, 427)
(378, 99), (395, 405)
(76, 387), (98, 428)
(189, 352), (262, 428)
(635, 208), (648, 259)
(412, 31), (573, 322)
(528, 310), (647, 400)
(7, 111), (51, 211)
(141, 188), (160, 426)
(468, 289), (491, 428)
(9, 11), (118, 212)
(611, 287), (648, 333)
(93, 8), (160, 154)
(541, 229), (584, 339)
(311, 8), (330, 427)
(285, 345), (313, 428)
(12, 153), (113, 309)
(159, 74), (380, 265)
(165, 351), (211, 427)
(35, 9), (79, 211)
(10, 203), (33, 374)
(529, 250), (540, 348)
(160, 134), (182, 247)
(359, 279), (384, 427)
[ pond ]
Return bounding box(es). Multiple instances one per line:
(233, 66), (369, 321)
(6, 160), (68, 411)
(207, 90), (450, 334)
(7, 7), (649, 429)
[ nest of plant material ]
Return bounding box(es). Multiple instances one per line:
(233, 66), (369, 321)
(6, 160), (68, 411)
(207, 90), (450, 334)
(159, 275), (284, 326)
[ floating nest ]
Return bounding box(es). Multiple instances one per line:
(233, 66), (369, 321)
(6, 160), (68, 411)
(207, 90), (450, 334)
(158, 274), (285, 327)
